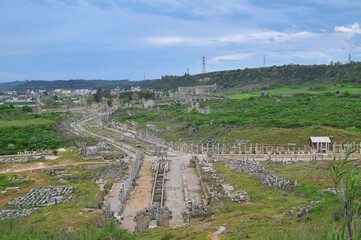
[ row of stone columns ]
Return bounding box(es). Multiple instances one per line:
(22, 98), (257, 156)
(165, 142), (361, 155)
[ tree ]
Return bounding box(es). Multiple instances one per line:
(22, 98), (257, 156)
(131, 93), (139, 100)
(94, 87), (103, 102)
(7, 144), (15, 150)
(103, 88), (111, 98)
(29, 137), (38, 145)
(86, 94), (95, 105)
(22, 105), (33, 112)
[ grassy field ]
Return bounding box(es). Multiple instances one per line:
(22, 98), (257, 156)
(220, 84), (361, 99)
(0, 109), (91, 155)
(111, 93), (361, 146)
(0, 168), (103, 231)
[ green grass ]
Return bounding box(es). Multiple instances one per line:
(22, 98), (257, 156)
(0, 219), (136, 240)
(221, 85), (361, 99)
(0, 111), (73, 155)
(0, 170), (104, 231)
(111, 94), (361, 146)
(0, 119), (55, 130)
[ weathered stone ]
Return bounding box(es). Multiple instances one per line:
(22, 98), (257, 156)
(134, 205), (172, 232)
(221, 184), (250, 203)
(8, 186), (75, 208)
(0, 208), (39, 219)
(102, 202), (113, 222)
(0, 155), (45, 165)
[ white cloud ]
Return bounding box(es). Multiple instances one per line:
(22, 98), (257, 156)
(145, 30), (318, 47)
(216, 31), (317, 44)
(146, 37), (185, 45)
(212, 53), (253, 62)
(335, 22), (361, 34)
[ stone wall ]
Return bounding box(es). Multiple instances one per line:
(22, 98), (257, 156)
(134, 205), (172, 232)
(118, 153), (144, 215)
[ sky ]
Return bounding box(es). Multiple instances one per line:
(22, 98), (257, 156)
(1, 0), (361, 82)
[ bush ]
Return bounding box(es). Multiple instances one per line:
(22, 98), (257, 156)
(22, 106), (33, 113)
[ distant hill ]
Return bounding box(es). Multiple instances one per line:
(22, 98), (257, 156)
(0, 79), (152, 91)
(143, 62), (361, 91)
(2, 62), (361, 92)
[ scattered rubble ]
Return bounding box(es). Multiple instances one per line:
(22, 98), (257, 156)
(96, 161), (128, 181)
(0, 208), (39, 219)
(224, 159), (295, 189)
(221, 184), (250, 203)
(267, 158), (301, 165)
(258, 174), (293, 189)
(8, 186), (75, 208)
(183, 200), (208, 223)
(225, 159), (268, 174)
(79, 141), (113, 156)
(317, 187), (344, 196)
(283, 201), (326, 218)
(0, 155), (45, 164)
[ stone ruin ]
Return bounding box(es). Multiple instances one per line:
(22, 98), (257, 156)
(102, 202), (113, 222)
(49, 168), (67, 176)
(79, 141), (113, 156)
(8, 186), (75, 208)
(225, 159), (268, 174)
(0, 208), (39, 219)
(221, 184), (250, 203)
(0, 155), (45, 164)
(283, 200), (326, 218)
(187, 101), (211, 114)
(258, 174), (293, 189)
(224, 159), (295, 189)
(183, 200), (208, 224)
(317, 187), (344, 196)
(266, 157), (301, 165)
(134, 205), (172, 232)
(95, 161), (128, 181)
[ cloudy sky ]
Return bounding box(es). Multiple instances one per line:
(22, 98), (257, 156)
(1, 0), (361, 82)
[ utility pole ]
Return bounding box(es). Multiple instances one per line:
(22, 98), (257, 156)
(202, 55), (206, 74)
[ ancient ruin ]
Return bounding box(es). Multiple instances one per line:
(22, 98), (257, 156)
(0, 155), (45, 164)
(8, 186), (75, 207)
(134, 205), (172, 232)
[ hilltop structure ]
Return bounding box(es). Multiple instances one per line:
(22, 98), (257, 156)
(177, 83), (217, 95)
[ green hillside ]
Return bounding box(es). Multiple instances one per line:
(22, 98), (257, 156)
(0, 79), (152, 91)
(144, 62), (361, 91)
